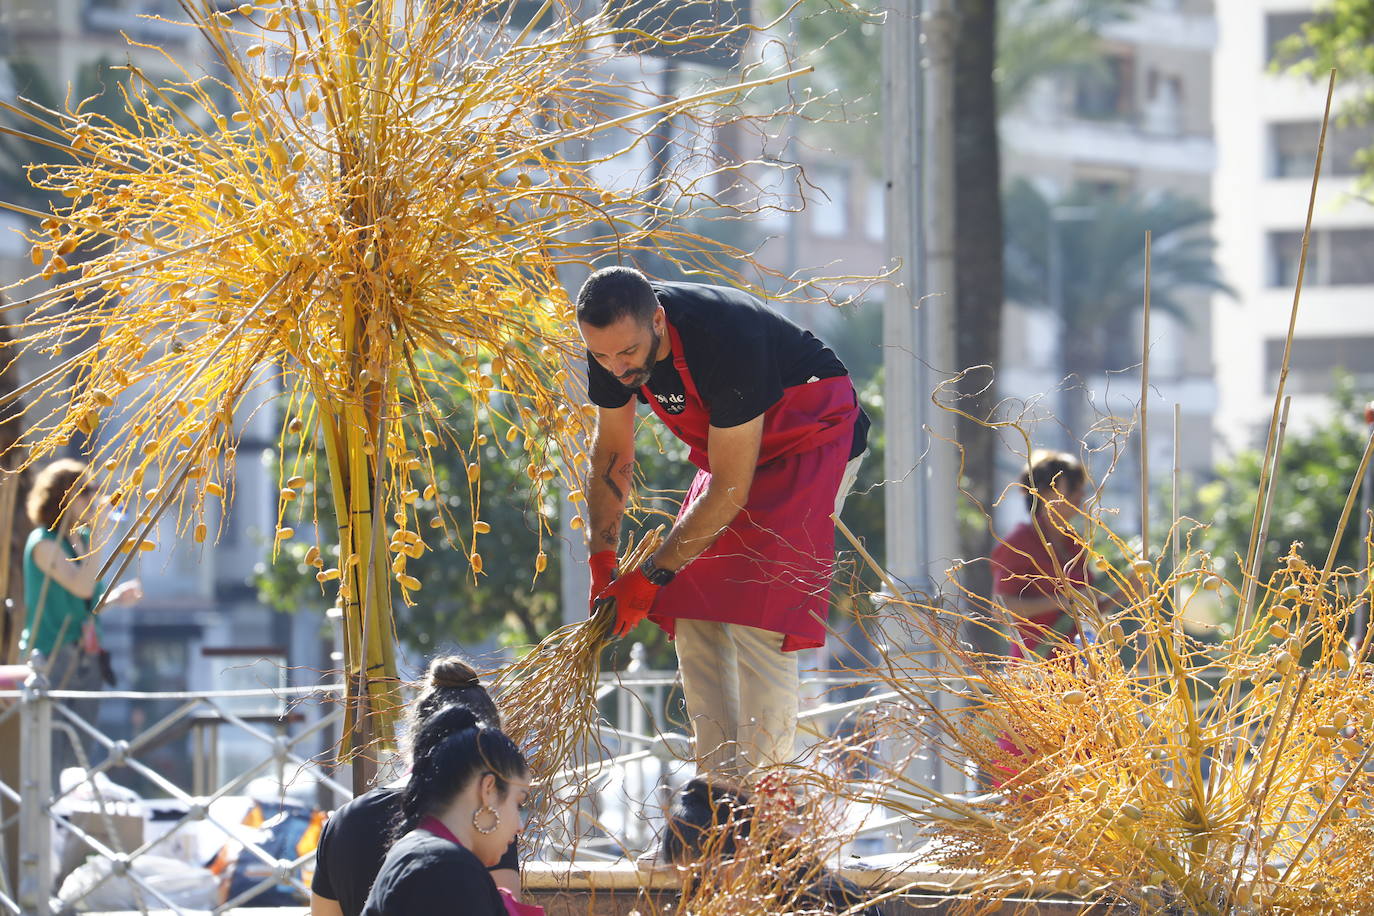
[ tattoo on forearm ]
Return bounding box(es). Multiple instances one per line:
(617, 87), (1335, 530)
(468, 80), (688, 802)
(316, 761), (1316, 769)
(601, 451), (625, 501)
(599, 523), (619, 548)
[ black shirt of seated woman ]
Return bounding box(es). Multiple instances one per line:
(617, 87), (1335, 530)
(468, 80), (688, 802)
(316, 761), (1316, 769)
(312, 657), (520, 916)
(361, 705), (533, 916)
(363, 828), (504, 916)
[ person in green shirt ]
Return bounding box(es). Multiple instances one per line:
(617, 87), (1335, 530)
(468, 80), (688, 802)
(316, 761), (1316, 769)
(22, 459), (141, 775)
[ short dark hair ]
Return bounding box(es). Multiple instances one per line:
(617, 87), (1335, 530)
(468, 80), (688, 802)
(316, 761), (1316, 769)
(1021, 450), (1086, 514)
(575, 266), (658, 328)
(27, 459), (91, 530)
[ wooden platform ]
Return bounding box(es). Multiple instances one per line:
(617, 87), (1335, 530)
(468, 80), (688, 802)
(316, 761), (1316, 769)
(519, 858), (1117, 915)
(89, 858), (1118, 915)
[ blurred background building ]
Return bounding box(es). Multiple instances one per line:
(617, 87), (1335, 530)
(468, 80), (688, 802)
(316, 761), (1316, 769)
(998, 0), (1218, 528)
(1212, 0), (1374, 449)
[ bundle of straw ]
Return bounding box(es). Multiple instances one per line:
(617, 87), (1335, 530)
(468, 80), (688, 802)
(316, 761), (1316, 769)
(492, 527), (664, 833)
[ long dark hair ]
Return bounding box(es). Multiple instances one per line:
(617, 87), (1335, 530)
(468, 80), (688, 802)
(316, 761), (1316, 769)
(394, 705), (527, 840)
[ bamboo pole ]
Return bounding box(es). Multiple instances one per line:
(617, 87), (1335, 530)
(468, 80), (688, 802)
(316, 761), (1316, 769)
(1139, 230), (1152, 560)
(1245, 70), (1335, 589)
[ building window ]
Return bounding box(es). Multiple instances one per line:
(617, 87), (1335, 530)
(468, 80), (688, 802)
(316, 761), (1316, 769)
(1328, 228), (1374, 285)
(1265, 335), (1374, 394)
(1271, 120), (1374, 179)
(864, 179), (884, 241)
(1269, 228), (1374, 287)
(119, 624), (200, 795)
(1265, 12), (1312, 66)
(1270, 230), (1315, 288)
(1073, 52), (1134, 121)
(810, 167), (849, 238)
(1142, 69), (1184, 135)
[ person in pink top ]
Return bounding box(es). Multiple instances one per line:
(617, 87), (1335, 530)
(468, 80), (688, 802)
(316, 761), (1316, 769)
(990, 450), (1095, 660)
(990, 449), (1140, 661)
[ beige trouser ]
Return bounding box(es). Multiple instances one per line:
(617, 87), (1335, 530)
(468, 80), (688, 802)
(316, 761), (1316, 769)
(674, 452), (866, 782)
(676, 618), (799, 780)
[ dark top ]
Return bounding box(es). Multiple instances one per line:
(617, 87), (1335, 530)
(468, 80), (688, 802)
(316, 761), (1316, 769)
(586, 281), (870, 458)
(360, 828), (505, 916)
(312, 785), (519, 916)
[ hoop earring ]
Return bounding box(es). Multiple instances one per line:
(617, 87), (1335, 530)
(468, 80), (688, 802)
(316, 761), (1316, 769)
(473, 804), (500, 835)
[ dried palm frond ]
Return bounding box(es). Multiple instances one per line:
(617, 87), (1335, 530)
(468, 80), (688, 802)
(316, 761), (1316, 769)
(830, 452), (1374, 914)
(492, 526), (663, 838)
(0, 0), (820, 752)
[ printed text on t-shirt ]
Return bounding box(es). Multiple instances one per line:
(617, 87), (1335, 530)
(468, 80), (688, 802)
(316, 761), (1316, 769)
(654, 392), (686, 414)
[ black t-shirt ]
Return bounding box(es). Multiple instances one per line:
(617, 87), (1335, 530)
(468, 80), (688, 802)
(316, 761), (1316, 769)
(585, 282), (869, 459)
(312, 785), (519, 916)
(361, 829), (505, 916)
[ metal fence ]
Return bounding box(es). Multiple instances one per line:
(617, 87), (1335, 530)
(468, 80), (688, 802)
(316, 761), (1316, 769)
(0, 648), (934, 915)
(0, 654), (350, 916)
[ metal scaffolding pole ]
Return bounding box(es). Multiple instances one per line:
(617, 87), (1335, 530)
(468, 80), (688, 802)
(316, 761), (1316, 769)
(882, 0), (961, 794)
(882, 1), (959, 605)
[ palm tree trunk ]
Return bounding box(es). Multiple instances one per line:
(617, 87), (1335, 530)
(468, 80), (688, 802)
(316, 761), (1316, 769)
(1060, 320), (1098, 447)
(953, 0), (1003, 605)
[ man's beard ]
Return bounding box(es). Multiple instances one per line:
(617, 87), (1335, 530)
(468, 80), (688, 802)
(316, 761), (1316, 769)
(616, 327), (661, 390)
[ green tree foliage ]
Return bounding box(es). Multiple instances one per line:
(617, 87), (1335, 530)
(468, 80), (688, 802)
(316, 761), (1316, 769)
(994, 0), (1147, 111)
(254, 382), (566, 651)
(1184, 377), (1370, 584)
(0, 57), (136, 213)
(1277, 0), (1374, 184)
(824, 305), (886, 569)
(254, 362), (710, 660)
(1002, 178), (1232, 438)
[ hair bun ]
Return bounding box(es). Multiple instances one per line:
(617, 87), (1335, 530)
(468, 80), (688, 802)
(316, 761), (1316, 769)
(428, 656), (480, 689)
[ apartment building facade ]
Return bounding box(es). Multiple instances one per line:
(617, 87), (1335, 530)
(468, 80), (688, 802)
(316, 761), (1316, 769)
(1212, 0), (1374, 451)
(744, 2), (1217, 531)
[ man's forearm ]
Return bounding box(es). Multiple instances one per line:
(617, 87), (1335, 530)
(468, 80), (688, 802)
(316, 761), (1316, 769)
(653, 482), (747, 572)
(587, 444), (632, 553)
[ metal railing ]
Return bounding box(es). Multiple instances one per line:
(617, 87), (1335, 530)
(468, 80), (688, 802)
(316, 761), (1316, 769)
(0, 649), (938, 915)
(0, 653), (350, 916)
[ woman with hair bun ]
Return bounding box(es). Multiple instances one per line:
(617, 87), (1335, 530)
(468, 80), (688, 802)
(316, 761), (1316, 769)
(311, 657), (521, 916)
(361, 705), (534, 916)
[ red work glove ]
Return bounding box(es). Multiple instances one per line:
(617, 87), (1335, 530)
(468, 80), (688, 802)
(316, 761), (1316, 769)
(589, 550), (618, 613)
(599, 567), (661, 637)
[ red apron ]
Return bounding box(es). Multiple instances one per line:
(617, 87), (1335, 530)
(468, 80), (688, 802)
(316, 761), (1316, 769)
(644, 320), (859, 651)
